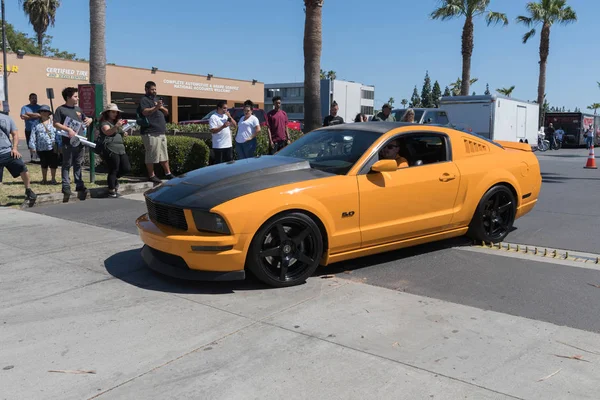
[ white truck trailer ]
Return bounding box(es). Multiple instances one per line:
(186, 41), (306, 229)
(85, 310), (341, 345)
(438, 95), (539, 145)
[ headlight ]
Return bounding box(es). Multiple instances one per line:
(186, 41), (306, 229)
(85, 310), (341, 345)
(192, 210), (231, 235)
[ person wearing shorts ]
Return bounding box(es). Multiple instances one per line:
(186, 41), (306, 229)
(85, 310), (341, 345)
(138, 81), (174, 184)
(28, 105), (59, 185)
(0, 112), (37, 202)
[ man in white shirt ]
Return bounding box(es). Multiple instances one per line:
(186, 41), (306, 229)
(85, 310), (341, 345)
(208, 100), (237, 164)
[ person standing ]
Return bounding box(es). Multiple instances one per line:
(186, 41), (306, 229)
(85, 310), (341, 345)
(28, 105), (59, 185)
(0, 111), (37, 202)
(400, 108), (415, 122)
(209, 100), (236, 164)
(53, 87), (93, 197)
(138, 81), (174, 183)
(372, 103), (396, 122)
(266, 96), (290, 153)
(20, 93), (42, 162)
(323, 101), (344, 126)
(354, 113), (367, 122)
(99, 103), (131, 198)
(235, 104), (260, 159)
(545, 123), (556, 150)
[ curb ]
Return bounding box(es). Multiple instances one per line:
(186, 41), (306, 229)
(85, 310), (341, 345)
(19, 180), (157, 209)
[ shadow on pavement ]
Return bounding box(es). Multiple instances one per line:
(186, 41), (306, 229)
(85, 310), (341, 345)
(106, 237), (487, 292)
(104, 248), (270, 294)
(316, 236), (474, 277)
(541, 172), (600, 184)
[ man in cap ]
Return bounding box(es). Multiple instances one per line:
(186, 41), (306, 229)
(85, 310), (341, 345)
(372, 104), (396, 122)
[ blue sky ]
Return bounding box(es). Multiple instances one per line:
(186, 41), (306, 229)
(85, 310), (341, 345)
(5, 0), (598, 111)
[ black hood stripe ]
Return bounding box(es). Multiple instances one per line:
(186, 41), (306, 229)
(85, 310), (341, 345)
(145, 156), (334, 210)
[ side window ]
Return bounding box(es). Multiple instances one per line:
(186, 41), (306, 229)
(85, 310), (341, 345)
(359, 133), (450, 174)
(436, 111), (449, 125)
(401, 134), (449, 166)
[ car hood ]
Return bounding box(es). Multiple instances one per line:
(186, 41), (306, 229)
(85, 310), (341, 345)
(144, 155), (333, 210)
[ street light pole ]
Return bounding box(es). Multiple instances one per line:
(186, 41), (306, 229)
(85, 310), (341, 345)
(1, 0), (8, 114)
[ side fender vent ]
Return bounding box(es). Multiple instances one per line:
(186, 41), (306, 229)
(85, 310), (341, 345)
(464, 138), (489, 154)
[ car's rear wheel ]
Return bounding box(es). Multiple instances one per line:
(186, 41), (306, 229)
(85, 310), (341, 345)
(468, 185), (516, 243)
(247, 212), (324, 288)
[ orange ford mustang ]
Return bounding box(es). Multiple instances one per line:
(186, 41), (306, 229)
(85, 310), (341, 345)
(136, 122), (541, 287)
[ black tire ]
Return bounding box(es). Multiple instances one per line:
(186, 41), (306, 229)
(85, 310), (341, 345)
(467, 185), (516, 243)
(247, 212), (324, 288)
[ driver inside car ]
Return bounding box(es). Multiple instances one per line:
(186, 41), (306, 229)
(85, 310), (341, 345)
(379, 139), (408, 168)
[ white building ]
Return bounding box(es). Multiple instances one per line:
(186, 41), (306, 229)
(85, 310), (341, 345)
(264, 79), (375, 123)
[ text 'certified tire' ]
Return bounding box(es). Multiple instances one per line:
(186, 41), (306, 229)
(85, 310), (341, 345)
(468, 185), (516, 243)
(247, 212), (324, 288)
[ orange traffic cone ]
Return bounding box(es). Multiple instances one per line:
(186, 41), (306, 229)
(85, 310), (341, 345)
(584, 145), (597, 169)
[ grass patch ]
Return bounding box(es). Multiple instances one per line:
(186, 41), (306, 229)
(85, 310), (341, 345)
(0, 162), (138, 207)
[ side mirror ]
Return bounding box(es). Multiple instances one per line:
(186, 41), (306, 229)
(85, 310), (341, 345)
(371, 159), (398, 173)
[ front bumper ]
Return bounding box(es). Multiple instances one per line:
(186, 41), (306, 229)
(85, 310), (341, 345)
(141, 245), (245, 281)
(136, 213), (250, 281)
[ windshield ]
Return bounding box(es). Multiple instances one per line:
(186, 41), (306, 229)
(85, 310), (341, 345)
(276, 128), (382, 175)
(202, 110), (218, 120)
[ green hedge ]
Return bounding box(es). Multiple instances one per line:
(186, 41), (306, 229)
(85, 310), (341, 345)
(123, 135), (210, 176)
(120, 126), (304, 177)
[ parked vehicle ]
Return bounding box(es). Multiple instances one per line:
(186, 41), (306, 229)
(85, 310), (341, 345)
(179, 108), (301, 131)
(544, 112), (600, 147)
(392, 108), (450, 125)
(438, 95), (539, 146)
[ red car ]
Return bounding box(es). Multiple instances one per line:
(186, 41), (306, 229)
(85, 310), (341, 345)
(179, 108), (301, 131)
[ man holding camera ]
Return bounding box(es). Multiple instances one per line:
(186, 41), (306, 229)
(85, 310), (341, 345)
(139, 81), (174, 184)
(209, 100), (237, 164)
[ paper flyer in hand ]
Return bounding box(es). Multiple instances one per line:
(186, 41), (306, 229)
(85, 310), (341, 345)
(64, 116), (83, 135)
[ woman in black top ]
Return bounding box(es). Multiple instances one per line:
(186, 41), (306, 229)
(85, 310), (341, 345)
(99, 103), (131, 198)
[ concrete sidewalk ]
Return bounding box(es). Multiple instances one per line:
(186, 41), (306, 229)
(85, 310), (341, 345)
(1, 208), (599, 399)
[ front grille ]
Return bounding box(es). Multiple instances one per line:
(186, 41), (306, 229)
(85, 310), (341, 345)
(146, 198), (188, 231)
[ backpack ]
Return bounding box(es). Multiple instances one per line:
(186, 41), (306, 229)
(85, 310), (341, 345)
(136, 104), (150, 129)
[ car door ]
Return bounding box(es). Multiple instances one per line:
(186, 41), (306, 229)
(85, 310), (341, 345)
(356, 132), (461, 248)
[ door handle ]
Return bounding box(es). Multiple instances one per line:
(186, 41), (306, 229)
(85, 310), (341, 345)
(439, 173), (456, 182)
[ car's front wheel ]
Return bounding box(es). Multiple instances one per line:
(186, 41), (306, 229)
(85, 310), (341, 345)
(467, 185), (516, 243)
(247, 212), (324, 288)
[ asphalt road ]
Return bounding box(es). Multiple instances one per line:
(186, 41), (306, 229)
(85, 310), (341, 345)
(26, 147), (600, 334)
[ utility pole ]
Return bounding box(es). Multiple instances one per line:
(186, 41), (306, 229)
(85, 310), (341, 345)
(1, 0), (8, 114)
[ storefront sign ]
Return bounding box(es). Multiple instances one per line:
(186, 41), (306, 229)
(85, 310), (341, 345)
(0, 64), (19, 73)
(46, 67), (88, 81)
(163, 79), (239, 93)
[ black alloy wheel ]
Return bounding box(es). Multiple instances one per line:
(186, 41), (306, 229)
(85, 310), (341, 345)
(468, 185), (516, 243)
(248, 212), (324, 287)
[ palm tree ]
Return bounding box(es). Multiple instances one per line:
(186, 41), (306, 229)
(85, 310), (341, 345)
(326, 70), (336, 80)
(431, 0), (508, 96)
(19, 0), (61, 54)
(517, 0), (577, 120)
(449, 77), (478, 96)
(587, 103), (600, 115)
(496, 86), (515, 97)
(89, 0), (107, 107)
(401, 99), (408, 108)
(304, 0), (324, 133)
(388, 97), (395, 107)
